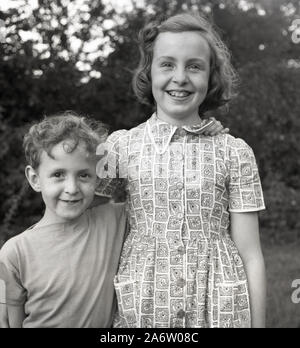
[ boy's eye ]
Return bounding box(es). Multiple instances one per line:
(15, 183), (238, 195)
(53, 172), (63, 178)
(79, 173), (90, 179)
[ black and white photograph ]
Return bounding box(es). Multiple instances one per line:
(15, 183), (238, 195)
(0, 0), (299, 330)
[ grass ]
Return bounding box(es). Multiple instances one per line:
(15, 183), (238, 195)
(262, 239), (300, 328)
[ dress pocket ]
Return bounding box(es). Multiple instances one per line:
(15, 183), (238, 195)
(217, 280), (251, 328)
(113, 277), (138, 327)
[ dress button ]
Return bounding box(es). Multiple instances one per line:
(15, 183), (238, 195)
(176, 309), (185, 319)
(173, 239), (179, 246)
(176, 278), (186, 288)
(177, 212), (184, 220)
(176, 182), (184, 190)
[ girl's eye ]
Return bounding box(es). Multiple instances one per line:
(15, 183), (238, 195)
(188, 64), (202, 71)
(161, 62), (173, 69)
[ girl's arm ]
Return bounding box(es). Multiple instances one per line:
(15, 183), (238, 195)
(230, 211), (266, 328)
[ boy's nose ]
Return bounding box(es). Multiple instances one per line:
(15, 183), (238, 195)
(64, 178), (79, 194)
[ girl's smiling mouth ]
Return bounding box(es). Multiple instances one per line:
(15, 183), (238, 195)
(166, 90), (193, 98)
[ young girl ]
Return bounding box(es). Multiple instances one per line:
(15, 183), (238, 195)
(96, 13), (266, 328)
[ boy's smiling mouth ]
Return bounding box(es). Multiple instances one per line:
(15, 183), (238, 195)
(59, 199), (82, 204)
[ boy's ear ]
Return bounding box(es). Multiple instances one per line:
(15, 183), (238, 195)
(25, 165), (41, 192)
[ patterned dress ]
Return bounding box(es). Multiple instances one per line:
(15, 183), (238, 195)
(96, 114), (265, 328)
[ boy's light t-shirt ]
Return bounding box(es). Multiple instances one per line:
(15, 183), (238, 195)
(0, 203), (126, 328)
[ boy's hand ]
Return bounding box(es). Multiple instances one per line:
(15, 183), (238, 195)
(203, 117), (229, 136)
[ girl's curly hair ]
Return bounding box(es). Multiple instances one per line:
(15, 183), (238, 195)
(133, 12), (238, 114)
(23, 111), (108, 169)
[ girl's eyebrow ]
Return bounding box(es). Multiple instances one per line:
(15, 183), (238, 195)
(156, 56), (176, 61)
(156, 56), (208, 64)
(187, 58), (209, 67)
(187, 58), (207, 63)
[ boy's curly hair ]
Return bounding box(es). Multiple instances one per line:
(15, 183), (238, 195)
(23, 111), (108, 169)
(133, 12), (238, 114)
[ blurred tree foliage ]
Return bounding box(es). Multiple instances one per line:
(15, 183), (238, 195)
(0, 0), (299, 245)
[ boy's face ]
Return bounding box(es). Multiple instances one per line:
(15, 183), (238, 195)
(151, 31), (210, 124)
(26, 140), (98, 225)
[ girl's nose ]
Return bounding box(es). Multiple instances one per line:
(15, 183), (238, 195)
(65, 177), (79, 194)
(172, 67), (188, 85)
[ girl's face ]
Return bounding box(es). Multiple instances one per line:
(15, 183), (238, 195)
(28, 140), (98, 225)
(151, 31), (210, 125)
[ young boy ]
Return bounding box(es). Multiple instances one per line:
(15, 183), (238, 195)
(0, 112), (127, 328)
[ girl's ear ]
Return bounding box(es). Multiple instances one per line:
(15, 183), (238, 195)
(25, 165), (41, 192)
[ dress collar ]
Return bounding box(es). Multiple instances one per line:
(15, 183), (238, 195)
(146, 113), (212, 154)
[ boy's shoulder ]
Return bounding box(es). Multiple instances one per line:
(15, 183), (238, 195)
(88, 203), (127, 240)
(0, 222), (63, 259)
(0, 225), (34, 260)
(89, 202), (126, 221)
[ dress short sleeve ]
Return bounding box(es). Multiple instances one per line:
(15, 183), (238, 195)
(95, 130), (128, 198)
(0, 242), (27, 306)
(226, 136), (265, 213)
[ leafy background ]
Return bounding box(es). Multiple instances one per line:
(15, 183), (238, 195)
(0, 0), (299, 327)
